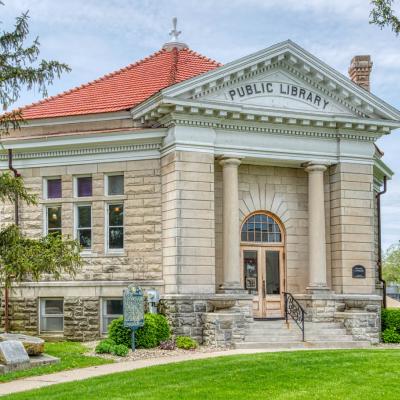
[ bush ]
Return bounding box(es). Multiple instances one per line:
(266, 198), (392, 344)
(382, 308), (400, 331)
(95, 338), (116, 354)
(108, 317), (132, 347)
(108, 314), (171, 349)
(136, 314), (171, 349)
(382, 308), (400, 343)
(382, 327), (400, 343)
(112, 344), (129, 357)
(176, 336), (198, 350)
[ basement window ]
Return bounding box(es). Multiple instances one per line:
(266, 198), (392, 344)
(40, 298), (64, 332)
(102, 298), (123, 334)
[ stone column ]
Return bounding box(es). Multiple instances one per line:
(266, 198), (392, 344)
(219, 157), (242, 292)
(305, 164), (328, 290)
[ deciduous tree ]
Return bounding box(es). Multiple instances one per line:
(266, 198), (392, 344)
(370, 0), (400, 35)
(383, 243), (400, 284)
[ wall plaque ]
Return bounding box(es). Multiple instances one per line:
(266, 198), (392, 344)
(352, 265), (366, 279)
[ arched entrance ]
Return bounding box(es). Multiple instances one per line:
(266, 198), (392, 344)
(240, 211), (286, 319)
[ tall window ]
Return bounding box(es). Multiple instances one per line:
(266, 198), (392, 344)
(46, 206), (62, 236)
(46, 178), (62, 199)
(76, 205), (92, 249)
(40, 298), (64, 332)
(76, 176), (92, 197)
(102, 298), (123, 334)
(241, 213), (282, 243)
(107, 204), (124, 250)
(106, 175), (124, 196)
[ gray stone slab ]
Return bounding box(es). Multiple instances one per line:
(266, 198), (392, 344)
(0, 340), (30, 365)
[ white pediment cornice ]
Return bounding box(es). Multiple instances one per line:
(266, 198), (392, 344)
(132, 40), (400, 124)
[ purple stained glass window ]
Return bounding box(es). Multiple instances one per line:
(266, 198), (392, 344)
(77, 177), (92, 197)
(47, 178), (62, 199)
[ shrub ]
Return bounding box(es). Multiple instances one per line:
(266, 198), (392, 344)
(382, 308), (400, 332)
(382, 327), (400, 343)
(95, 338), (116, 354)
(136, 314), (171, 349)
(176, 336), (198, 350)
(381, 308), (400, 343)
(108, 317), (132, 347)
(159, 339), (176, 350)
(112, 344), (129, 357)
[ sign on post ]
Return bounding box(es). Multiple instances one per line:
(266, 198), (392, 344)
(123, 285), (144, 350)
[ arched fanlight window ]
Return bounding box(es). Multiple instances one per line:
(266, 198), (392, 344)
(241, 213), (282, 243)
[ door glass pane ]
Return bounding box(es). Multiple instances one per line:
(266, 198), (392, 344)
(266, 251), (280, 295)
(243, 250), (258, 294)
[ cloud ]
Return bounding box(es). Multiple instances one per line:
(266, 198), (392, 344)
(2, 0), (400, 249)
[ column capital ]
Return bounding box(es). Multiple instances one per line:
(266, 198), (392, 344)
(219, 157), (242, 168)
(304, 163), (328, 173)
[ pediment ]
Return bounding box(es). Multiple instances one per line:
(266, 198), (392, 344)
(132, 40), (400, 132)
(153, 40), (400, 123)
(191, 69), (353, 117)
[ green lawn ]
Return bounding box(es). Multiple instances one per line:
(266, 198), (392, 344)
(3, 349), (400, 399)
(0, 342), (111, 383)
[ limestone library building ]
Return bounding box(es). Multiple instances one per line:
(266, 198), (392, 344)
(1, 32), (397, 347)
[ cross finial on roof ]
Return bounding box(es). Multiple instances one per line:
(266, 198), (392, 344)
(169, 17), (181, 42)
(162, 17), (188, 51)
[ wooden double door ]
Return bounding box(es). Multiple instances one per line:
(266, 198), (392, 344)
(242, 246), (285, 318)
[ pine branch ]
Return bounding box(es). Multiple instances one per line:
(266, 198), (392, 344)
(0, 4), (70, 134)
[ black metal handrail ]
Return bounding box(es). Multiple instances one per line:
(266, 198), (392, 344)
(283, 292), (306, 341)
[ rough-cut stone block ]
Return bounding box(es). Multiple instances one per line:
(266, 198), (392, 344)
(0, 341), (30, 365)
(0, 334), (44, 356)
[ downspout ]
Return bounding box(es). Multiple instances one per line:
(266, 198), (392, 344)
(376, 176), (387, 309)
(4, 149), (20, 332)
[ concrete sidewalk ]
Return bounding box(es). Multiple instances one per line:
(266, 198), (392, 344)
(0, 347), (377, 397)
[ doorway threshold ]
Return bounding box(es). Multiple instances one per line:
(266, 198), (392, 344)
(253, 317), (284, 321)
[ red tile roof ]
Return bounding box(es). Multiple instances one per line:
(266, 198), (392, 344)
(20, 48), (221, 120)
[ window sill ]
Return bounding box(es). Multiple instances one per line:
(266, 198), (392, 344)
(80, 251), (96, 257)
(105, 250), (125, 257)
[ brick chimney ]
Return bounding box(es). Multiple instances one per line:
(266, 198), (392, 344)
(348, 55), (373, 91)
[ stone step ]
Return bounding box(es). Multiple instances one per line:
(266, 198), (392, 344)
(234, 341), (371, 350)
(244, 335), (354, 343)
(249, 321), (344, 329)
(245, 328), (347, 335)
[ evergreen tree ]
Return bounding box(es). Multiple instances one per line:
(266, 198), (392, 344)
(0, 2), (81, 332)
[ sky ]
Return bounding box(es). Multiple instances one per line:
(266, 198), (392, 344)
(2, 0), (400, 250)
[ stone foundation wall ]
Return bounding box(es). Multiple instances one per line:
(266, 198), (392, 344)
(0, 297), (38, 335)
(1, 296), (101, 341)
(64, 297), (100, 341)
(161, 294), (253, 346)
(160, 297), (210, 343)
